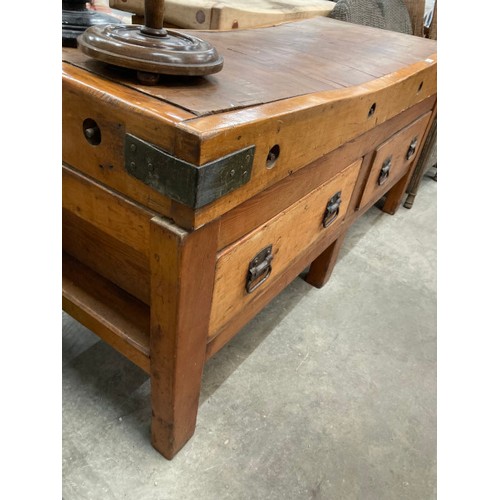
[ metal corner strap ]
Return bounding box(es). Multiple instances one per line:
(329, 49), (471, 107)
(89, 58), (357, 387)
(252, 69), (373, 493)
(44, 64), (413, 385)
(124, 133), (255, 209)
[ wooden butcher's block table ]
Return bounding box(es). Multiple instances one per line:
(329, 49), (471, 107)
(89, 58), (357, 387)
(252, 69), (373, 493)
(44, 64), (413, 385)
(62, 17), (437, 459)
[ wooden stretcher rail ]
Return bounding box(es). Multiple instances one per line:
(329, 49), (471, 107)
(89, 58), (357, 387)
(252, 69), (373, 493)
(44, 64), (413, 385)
(62, 252), (151, 373)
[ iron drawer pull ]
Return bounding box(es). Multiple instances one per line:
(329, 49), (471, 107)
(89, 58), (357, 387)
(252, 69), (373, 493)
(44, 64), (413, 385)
(246, 245), (273, 293)
(378, 156), (392, 185)
(323, 191), (342, 228)
(406, 137), (418, 160)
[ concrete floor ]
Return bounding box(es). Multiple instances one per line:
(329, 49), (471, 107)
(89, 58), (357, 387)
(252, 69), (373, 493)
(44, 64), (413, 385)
(62, 175), (437, 500)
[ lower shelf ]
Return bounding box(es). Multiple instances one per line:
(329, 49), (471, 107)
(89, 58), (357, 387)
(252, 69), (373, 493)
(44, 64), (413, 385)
(62, 252), (151, 373)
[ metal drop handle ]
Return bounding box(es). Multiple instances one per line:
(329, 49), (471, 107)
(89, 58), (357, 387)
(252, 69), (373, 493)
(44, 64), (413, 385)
(246, 245), (273, 293)
(323, 191), (342, 228)
(406, 137), (418, 160)
(378, 156), (392, 185)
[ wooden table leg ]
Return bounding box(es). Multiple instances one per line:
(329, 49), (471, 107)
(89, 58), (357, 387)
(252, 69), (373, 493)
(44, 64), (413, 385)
(381, 171), (413, 215)
(404, 117), (437, 209)
(149, 216), (219, 459)
(383, 106), (437, 214)
(305, 231), (347, 289)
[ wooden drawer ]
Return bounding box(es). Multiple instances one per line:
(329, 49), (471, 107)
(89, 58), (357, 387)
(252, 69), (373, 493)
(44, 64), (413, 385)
(208, 159), (362, 337)
(359, 112), (432, 209)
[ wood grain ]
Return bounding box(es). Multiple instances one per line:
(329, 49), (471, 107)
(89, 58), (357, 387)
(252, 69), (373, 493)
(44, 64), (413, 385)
(181, 61), (436, 227)
(62, 165), (156, 257)
(62, 252), (151, 373)
(304, 231), (347, 288)
(209, 1), (334, 30)
(209, 160), (360, 336)
(63, 209), (150, 304)
(216, 95), (435, 248)
(358, 111), (431, 209)
(206, 220), (347, 358)
(64, 17), (437, 117)
(62, 18), (436, 228)
(62, 16), (438, 459)
(62, 61), (193, 218)
(149, 217), (220, 459)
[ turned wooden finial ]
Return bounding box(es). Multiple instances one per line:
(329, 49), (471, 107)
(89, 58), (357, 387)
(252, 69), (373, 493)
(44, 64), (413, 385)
(142, 0), (167, 36)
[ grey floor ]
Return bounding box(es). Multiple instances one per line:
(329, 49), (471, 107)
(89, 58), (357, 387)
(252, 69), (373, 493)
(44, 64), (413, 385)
(62, 174), (437, 500)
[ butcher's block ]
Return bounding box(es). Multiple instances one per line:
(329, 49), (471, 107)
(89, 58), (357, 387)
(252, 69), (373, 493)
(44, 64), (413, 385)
(62, 17), (437, 459)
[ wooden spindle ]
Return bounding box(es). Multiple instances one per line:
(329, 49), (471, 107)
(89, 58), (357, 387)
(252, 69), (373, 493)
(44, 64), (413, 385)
(141, 0), (167, 36)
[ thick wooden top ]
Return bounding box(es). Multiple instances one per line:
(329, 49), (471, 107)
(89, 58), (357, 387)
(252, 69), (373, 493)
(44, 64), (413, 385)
(62, 16), (436, 117)
(62, 16), (437, 228)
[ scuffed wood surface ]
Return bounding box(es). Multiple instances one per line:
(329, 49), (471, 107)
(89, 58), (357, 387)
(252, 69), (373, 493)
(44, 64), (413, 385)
(63, 17), (436, 116)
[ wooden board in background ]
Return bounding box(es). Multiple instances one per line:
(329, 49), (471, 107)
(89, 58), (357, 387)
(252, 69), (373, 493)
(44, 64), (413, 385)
(109, 0), (335, 30)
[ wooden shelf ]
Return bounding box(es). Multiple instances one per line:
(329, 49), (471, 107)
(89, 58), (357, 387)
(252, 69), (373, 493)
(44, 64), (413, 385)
(62, 252), (151, 373)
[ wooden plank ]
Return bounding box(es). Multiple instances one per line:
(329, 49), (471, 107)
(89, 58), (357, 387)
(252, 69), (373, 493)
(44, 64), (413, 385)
(110, 0), (335, 30)
(62, 252), (151, 373)
(209, 160), (360, 337)
(62, 165), (156, 257)
(149, 217), (220, 459)
(63, 209), (150, 304)
(210, 1), (334, 30)
(110, 0), (214, 29)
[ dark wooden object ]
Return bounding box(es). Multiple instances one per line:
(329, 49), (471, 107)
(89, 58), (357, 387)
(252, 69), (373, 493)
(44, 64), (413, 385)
(62, 17), (437, 459)
(77, 0), (223, 82)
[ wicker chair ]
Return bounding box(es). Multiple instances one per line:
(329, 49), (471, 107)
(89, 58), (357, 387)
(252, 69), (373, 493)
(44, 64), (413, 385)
(328, 0), (413, 34)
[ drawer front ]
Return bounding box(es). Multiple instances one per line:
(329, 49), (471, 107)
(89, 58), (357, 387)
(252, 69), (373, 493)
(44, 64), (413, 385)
(208, 159), (362, 337)
(359, 112), (432, 209)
